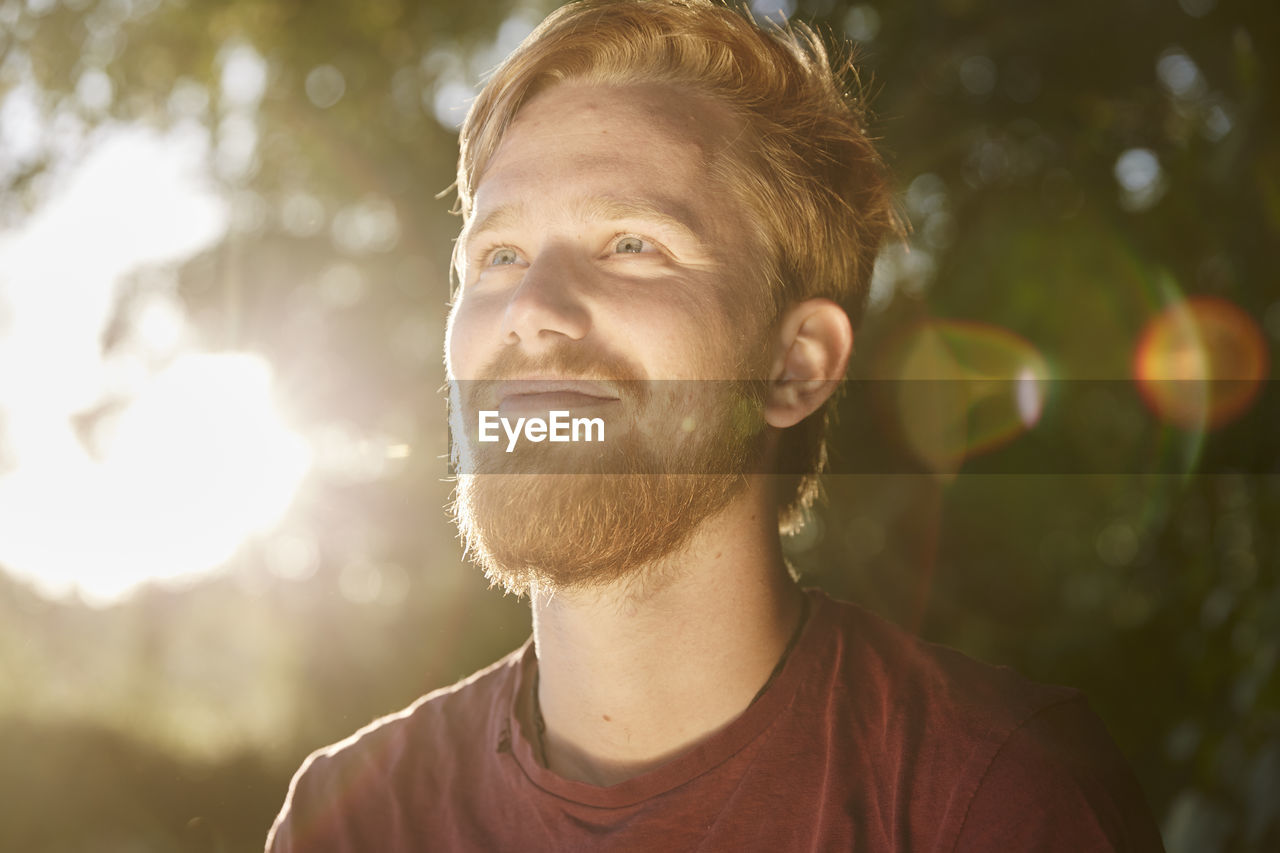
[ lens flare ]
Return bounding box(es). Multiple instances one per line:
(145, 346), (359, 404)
(876, 319), (1051, 474)
(1133, 296), (1269, 430)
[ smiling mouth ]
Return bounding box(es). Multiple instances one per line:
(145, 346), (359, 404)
(488, 376), (624, 417)
(497, 389), (621, 419)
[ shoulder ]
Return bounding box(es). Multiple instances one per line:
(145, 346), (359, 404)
(950, 698), (1167, 851)
(813, 591), (1081, 741)
(265, 644), (528, 853)
(809, 591), (1164, 851)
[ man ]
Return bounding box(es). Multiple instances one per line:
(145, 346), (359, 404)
(268, 1), (1165, 849)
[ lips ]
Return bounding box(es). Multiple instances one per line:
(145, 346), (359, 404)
(492, 379), (621, 418)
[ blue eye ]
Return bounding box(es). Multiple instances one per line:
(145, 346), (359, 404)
(489, 248), (519, 266)
(614, 236), (649, 254)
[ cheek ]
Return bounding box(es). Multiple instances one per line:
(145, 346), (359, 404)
(602, 289), (708, 365)
(622, 307), (743, 379)
(597, 307), (682, 377)
(445, 295), (494, 379)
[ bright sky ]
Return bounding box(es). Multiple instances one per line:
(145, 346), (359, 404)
(0, 117), (310, 606)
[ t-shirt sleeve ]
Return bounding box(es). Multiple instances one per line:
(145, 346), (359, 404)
(264, 747), (400, 853)
(952, 698), (1167, 852)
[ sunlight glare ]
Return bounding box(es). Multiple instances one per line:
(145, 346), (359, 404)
(0, 121), (310, 604)
(0, 354), (310, 605)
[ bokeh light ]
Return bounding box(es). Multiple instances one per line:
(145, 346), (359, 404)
(1134, 296), (1270, 430)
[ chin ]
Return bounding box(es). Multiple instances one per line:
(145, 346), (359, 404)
(452, 469), (750, 596)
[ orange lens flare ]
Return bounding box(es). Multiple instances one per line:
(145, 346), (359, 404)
(1133, 297), (1269, 430)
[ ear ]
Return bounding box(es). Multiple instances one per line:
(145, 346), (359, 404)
(763, 298), (854, 429)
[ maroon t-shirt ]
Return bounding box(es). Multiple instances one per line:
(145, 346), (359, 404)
(267, 590), (1165, 851)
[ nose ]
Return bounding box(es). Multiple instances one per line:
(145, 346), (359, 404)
(500, 251), (591, 351)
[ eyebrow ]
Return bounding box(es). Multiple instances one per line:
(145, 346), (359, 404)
(464, 196), (704, 249)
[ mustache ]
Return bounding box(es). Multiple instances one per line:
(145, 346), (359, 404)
(474, 343), (645, 384)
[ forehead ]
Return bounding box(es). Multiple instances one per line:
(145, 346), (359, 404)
(471, 82), (741, 225)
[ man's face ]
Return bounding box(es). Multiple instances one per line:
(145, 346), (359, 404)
(445, 82), (771, 593)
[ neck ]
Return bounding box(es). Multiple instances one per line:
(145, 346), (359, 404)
(528, 479), (804, 786)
